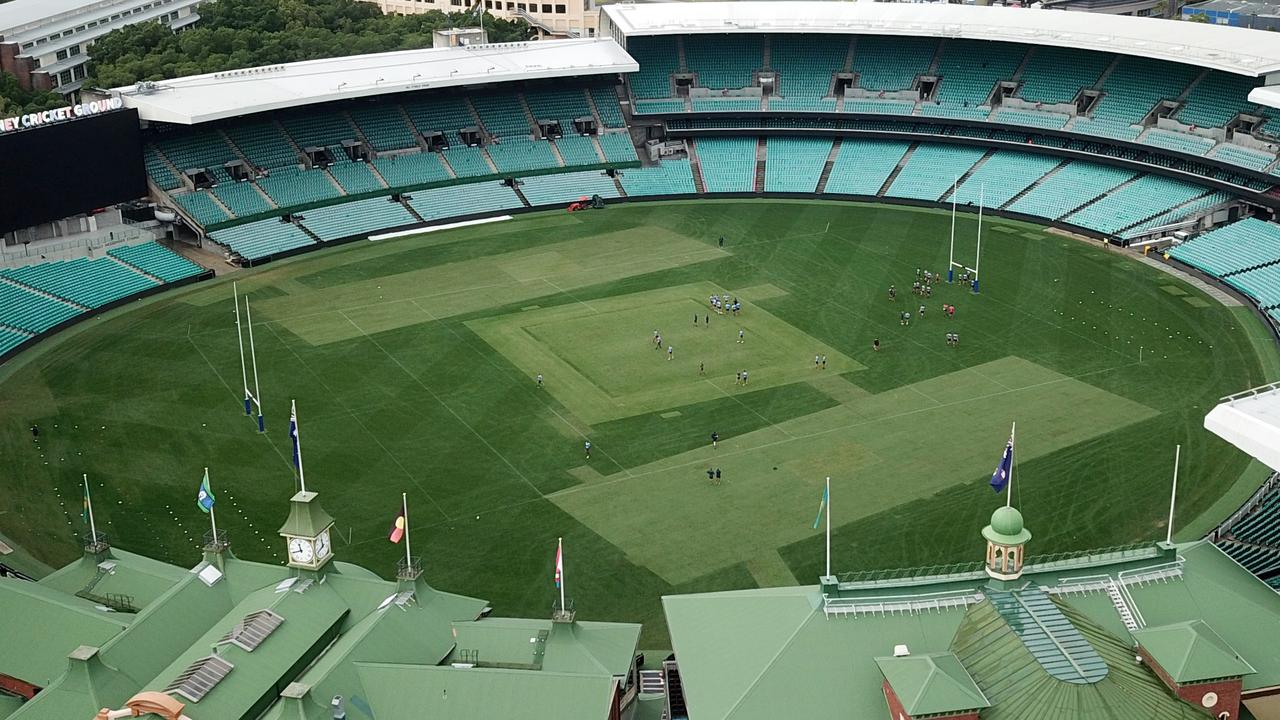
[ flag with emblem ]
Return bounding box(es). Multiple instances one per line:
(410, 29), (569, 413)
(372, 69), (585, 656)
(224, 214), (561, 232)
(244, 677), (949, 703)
(197, 470), (215, 513)
(990, 437), (1013, 493)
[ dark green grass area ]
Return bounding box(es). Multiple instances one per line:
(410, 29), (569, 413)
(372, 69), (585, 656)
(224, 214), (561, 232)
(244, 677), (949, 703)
(0, 200), (1271, 646)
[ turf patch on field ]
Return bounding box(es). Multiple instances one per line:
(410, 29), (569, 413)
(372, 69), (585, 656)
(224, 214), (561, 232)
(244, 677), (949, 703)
(468, 282), (864, 423)
(550, 356), (1157, 584)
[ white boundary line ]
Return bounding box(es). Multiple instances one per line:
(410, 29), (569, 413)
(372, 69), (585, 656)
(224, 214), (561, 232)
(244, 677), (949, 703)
(368, 215), (514, 241)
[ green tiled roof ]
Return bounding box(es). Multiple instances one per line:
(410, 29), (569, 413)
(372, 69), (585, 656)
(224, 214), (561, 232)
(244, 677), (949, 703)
(39, 548), (188, 609)
(353, 662), (618, 718)
(0, 692), (24, 718)
(874, 652), (989, 716)
(0, 577), (130, 687)
(1133, 620), (1255, 684)
(448, 618), (641, 677)
(951, 598), (1204, 720)
(988, 588), (1109, 684)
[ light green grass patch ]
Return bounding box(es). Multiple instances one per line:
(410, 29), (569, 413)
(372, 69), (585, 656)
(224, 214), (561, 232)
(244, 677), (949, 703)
(1182, 296), (1211, 308)
(258, 229), (725, 345)
(551, 357), (1157, 584)
(468, 282), (864, 423)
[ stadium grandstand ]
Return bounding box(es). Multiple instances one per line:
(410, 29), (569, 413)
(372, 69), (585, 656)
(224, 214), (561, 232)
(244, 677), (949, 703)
(8, 4), (1280, 719)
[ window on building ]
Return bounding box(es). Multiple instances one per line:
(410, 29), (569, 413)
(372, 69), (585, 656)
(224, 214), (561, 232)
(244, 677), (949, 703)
(541, 3), (551, 12)
(56, 49), (69, 61)
(451, 0), (462, 5)
(59, 70), (73, 85)
(555, 4), (565, 11)
(73, 65), (86, 80)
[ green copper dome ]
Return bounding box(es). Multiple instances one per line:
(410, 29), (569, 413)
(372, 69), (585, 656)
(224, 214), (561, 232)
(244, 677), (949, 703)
(983, 506), (1032, 546)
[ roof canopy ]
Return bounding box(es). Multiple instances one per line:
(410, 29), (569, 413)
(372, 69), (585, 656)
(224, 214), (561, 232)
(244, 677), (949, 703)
(1204, 382), (1280, 473)
(1132, 620), (1256, 684)
(601, 1), (1280, 77)
(874, 652), (989, 716)
(112, 39), (638, 126)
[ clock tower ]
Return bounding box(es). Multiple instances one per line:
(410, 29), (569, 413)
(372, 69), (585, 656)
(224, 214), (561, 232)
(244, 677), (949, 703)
(277, 490), (335, 571)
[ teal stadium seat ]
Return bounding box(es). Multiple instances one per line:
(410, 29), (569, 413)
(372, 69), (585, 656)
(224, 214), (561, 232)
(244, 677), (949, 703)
(213, 180), (273, 218)
(225, 121), (298, 170)
(920, 103), (990, 121)
(618, 160), (697, 196)
(519, 170), (620, 206)
(771, 34), (847, 98)
(1141, 129), (1215, 157)
(933, 40), (1026, 108)
(685, 34), (762, 91)
(695, 137), (758, 192)
(770, 97), (837, 113)
(1006, 162), (1135, 220)
(1226, 264), (1280, 308)
(279, 111), (357, 150)
(371, 152), (452, 188)
(691, 98), (763, 112)
(487, 139), (560, 174)
(886, 144), (988, 201)
(1177, 71), (1269, 129)
(1170, 218), (1280, 276)
(555, 135), (603, 167)
(0, 282), (81, 333)
(598, 133), (638, 164)
(174, 191), (231, 227)
(2, 257), (156, 309)
(108, 242), (204, 283)
(590, 86), (626, 127)
(950, 152), (1064, 208)
(257, 166), (343, 208)
(328, 157), (386, 194)
(406, 181), (523, 221)
(298, 197), (416, 241)
(763, 137), (832, 193)
(471, 94), (533, 140)
(0, 327), (28, 354)
(154, 131), (239, 173)
(443, 146), (493, 178)
(992, 109), (1069, 131)
(209, 219), (316, 261)
(853, 36), (937, 92)
(823, 139), (911, 196)
(634, 99), (686, 114)
(1210, 144), (1277, 172)
(525, 88), (593, 131)
(1121, 191), (1232, 239)
(349, 104), (419, 151)
(403, 96), (477, 145)
(145, 147), (182, 191)
(1016, 47), (1112, 105)
(844, 99), (915, 116)
(1064, 174), (1210, 235)
(628, 36), (681, 100)
(1091, 57), (1199, 126)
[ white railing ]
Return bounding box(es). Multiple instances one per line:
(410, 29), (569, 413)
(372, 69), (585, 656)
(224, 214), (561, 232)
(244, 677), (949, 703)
(823, 589), (984, 618)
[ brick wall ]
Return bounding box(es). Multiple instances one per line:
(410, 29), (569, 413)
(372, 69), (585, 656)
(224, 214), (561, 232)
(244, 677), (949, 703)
(0, 672), (40, 700)
(1138, 645), (1242, 718)
(880, 680), (980, 720)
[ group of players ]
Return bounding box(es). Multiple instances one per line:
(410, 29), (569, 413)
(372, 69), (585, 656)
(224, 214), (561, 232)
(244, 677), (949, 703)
(888, 268), (962, 347)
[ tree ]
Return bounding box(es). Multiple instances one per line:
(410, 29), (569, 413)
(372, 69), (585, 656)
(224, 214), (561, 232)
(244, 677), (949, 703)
(1184, 12), (1211, 21)
(0, 72), (66, 116)
(81, 0), (533, 90)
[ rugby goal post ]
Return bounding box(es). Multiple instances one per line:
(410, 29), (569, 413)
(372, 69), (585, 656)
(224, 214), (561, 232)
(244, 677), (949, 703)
(233, 282), (265, 432)
(947, 178), (983, 294)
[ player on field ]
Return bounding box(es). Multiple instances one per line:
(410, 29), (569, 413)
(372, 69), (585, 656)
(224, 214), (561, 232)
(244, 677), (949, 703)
(873, 338), (881, 352)
(536, 373), (543, 388)
(711, 431), (719, 448)
(741, 370), (749, 385)
(668, 345), (674, 360)
(888, 285), (896, 301)
(584, 440), (591, 459)
(738, 329), (745, 344)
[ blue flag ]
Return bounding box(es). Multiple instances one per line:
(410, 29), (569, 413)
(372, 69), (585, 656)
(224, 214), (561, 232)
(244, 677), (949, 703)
(290, 401), (301, 471)
(197, 470), (215, 513)
(812, 482), (829, 530)
(990, 439), (1013, 493)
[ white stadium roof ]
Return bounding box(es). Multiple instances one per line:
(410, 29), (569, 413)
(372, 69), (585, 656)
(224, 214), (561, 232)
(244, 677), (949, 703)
(113, 39), (637, 125)
(601, 1), (1280, 77)
(1205, 383), (1280, 473)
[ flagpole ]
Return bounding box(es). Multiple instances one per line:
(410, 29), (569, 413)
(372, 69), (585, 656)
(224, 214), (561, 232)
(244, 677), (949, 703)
(558, 537), (566, 612)
(1007, 422), (1015, 509)
(824, 477), (831, 578)
(205, 468), (219, 547)
(1166, 445), (1181, 544)
(292, 399), (307, 494)
(402, 492), (411, 570)
(83, 474), (98, 543)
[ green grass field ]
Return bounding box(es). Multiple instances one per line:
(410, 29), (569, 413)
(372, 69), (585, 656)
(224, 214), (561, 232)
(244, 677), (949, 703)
(0, 200), (1272, 646)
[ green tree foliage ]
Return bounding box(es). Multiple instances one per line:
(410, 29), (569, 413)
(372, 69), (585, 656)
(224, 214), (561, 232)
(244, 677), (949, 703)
(83, 0), (532, 89)
(0, 72), (66, 115)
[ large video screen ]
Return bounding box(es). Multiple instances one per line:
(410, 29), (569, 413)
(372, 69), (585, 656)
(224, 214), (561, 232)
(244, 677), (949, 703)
(0, 109), (147, 234)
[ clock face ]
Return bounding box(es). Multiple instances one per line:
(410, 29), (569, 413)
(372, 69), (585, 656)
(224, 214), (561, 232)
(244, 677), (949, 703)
(315, 529), (331, 560)
(1201, 692), (1219, 709)
(288, 537), (314, 564)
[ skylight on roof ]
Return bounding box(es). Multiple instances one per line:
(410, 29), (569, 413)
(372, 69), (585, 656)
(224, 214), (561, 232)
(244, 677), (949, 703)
(164, 654), (234, 702)
(218, 609), (284, 652)
(990, 589), (1109, 685)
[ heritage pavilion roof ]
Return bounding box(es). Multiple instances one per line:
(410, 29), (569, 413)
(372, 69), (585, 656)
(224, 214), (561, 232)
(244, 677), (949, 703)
(662, 538), (1280, 720)
(1132, 620), (1257, 684)
(874, 652), (989, 717)
(351, 662), (619, 718)
(0, 577), (131, 688)
(446, 617), (642, 677)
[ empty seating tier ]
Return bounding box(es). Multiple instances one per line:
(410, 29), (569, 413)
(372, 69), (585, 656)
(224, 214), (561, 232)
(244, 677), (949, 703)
(950, 152), (1063, 208)
(108, 242), (204, 283)
(154, 131), (239, 173)
(618, 160), (697, 196)
(213, 181), (273, 218)
(209, 219), (316, 261)
(628, 36), (681, 100)
(992, 109), (1069, 131)
(349, 104), (418, 151)
(443, 146), (493, 178)
(1091, 57), (1199, 126)
(886, 145), (988, 201)
(403, 96), (476, 145)
(0, 327), (28, 355)
(695, 137), (758, 193)
(257, 167), (343, 208)
(1064, 174), (1209, 235)
(1178, 71), (1269, 129)
(1120, 191), (1232, 239)
(823, 139), (911, 196)
(1006, 162), (1135, 220)
(2, 257), (156, 309)
(487, 139), (560, 174)
(225, 121), (298, 170)
(844, 99), (915, 116)
(598, 133), (638, 164)
(1210, 144), (1276, 172)
(634, 99), (686, 115)
(371, 152), (452, 188)
(519, 171), (620, 206)
(763, 137), (832, 193)
(691, 98), (763, 113)
(1226, 264), (1280, 308)
(771, 34), (847, 98)
(590, 86), (626, 128)
(174, 192), (232, 227)
(328, 158), (385, 195)
(471, 94), (533, 140)
(406, 181), (523, 221)
(853, 36), (937, 92)
(525, 88), (593, 130)
(145, 147), (181, 191)
(279, 111), (358, 150)
(685, 34), (763, 90)
(933, 39), (1025, 109)
(1016, 47), (1112, 105)
(555, 135), (603, 167)
(298, 197), (417, 242)
(1170, 218), (1280, 276)
(770, 98), (838, 113)
(1141, 129), (1215, 157)
(0, 282), (81, 334)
